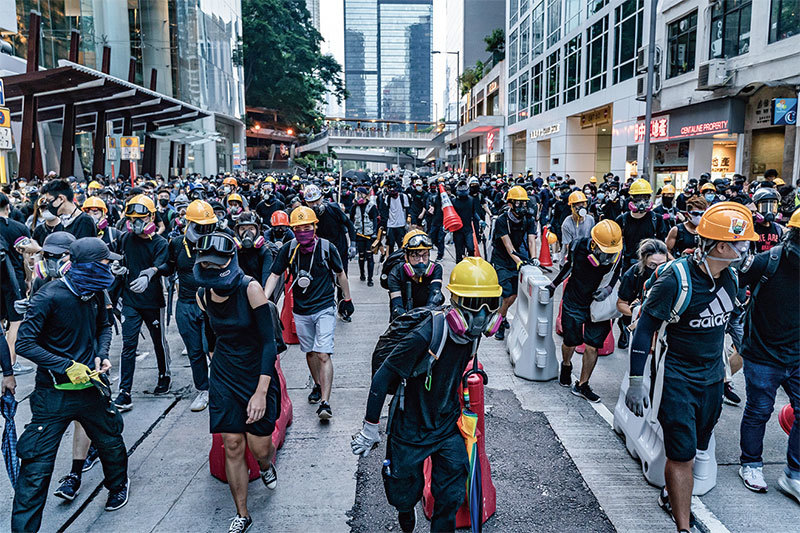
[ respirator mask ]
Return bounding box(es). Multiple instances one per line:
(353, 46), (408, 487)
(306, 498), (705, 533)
(446, 295), (503, 339)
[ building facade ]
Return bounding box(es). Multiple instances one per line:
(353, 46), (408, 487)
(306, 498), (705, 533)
(503, 0), (800, 187)
(343, 0), (433, 123)
(1, 0), (246, 178)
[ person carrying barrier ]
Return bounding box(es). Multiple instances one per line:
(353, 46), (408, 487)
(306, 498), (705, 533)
(351, 257), (503, 533)
(547, 219), (624, 403)
(625, 201), (758, 532)
(383, 229), (443, 321)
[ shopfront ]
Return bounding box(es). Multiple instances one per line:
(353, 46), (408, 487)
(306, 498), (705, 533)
(743, 86), (798, 181)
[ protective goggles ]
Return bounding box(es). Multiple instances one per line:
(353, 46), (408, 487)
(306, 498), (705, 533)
(756, 200), (778, 214)
(125, 203), (152, 217)
(196, 233), (237, 256)
(687, 210), (705, 218)
(454, 294), (502, 313)
(42, 251), (68, 261)
(405, 234), (433, 250)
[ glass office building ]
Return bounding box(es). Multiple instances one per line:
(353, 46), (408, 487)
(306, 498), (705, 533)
(344, 0), (432, 123)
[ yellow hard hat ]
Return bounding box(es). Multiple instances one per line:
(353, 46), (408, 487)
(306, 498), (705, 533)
(661, 184), (676, 195)
(88, 180), (103, 190)
(697, 201), (758, 241)
(568, 191), (587, 205)
(227, 193), (243, 204)
(446, 257), (502, 298)
(629, 178), (653, 196)
(589, 176), (597, 184)
(265, 176), (277, 184)
(402, 229), (433, 251)
(289, 206), (319, 227)
(788, 208), (800, 229)
(81, 196), (107, 213)
(506, 185), (529, 201)
(185, 200), (218, 225)
(125, 194), (156, 217)
(292, 175), (301, 181)
(664, 176), (672, 183)
(700, 182), (716, 193)
(590, 220), (623, 253)
(774, 178), (785, 186)
(547, 230), (558, 245)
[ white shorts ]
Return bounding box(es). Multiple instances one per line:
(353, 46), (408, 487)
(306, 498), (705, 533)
(293, 306), (336, 354)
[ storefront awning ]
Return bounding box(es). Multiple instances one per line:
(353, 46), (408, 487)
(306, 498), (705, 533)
(445, 115), (504, 144)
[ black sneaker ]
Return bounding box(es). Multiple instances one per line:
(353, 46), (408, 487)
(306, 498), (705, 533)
(261, 464), (277, 490)
(723, 382), (741, 406)
(367, 279), (374, 287)
(153, 375), (171, 395)
(105, 478), (129, 511)
(82, 445), (100, 472)
(54, 473), (81, 501)
(360, 274), (366, 281)
(317, 402), (332, 421)
(308, 384), (322, 404)
(658, 488), (698, 528)
(571, 381), (601, 403)
(114, 391), (133, 412)
(617, 326), (630, 349)
(228, 515), (253, 533)
(494, 325), (506, 341)
(398, 508), (416, 532)
(559, 363), (573, 387)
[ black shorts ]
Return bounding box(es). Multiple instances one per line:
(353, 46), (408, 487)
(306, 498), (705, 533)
(1, 292), (23, 322)
(494, 264), (518, 299)
(560, 302), (611, 349)
(658, 374), (723, 462)
(209, 381), (280, 437)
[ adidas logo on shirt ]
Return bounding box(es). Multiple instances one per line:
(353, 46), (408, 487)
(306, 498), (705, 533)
(690, 288), (734, 328)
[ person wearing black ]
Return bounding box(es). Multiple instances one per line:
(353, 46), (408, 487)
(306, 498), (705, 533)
(82, 196), (119, 248)
(40, 179), (97, 239)
(352, 257), (502, 533)
(386, 230), (443, 320)
(675, 178), (698, 212)
(425, 181), (445, 260)
(350, 187), (379, 286)
(407, 179), (428, 228)
(194, 232), (281, 533)
(600, 182), (624, 221)
(235, 211), (274, 287)
(547, 220), (624, 402)
(751, 187), (784, 253)
(264, 206), (353, 420)
(254, 186), (286, 227)
(450, 180), (480, 262)
(265, 210), (294, 244)
(12, 238), (129, 532)
(625, 202), (757, 532)
(114, 195), (171, 411)
(615, 179), (669, 272)
(666, 196), (707, 256)
(550, 185), (573, 248)
(490, 186), (537, 340)
(616, 239), (668, 342)
(736, 209), (800, 500)
(159, 200), (218, 413)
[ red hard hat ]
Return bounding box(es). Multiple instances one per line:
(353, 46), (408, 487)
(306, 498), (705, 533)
(270, 210), (290, 227)
(779, 403), (795, 436)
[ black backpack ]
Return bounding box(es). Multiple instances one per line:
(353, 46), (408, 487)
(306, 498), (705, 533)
(370, 307), (447, 395)
(379, 249), (407, 290)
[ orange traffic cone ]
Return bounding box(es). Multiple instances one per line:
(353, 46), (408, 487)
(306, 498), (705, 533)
(280, 277), (300, 345)
(538, 226), (553, 267)
(471, 222), (481, 258)
(440, 183), (463, 232)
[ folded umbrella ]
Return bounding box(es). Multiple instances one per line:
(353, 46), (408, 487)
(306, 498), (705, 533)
(1, 390), (19, 489)
(460, 356), (488, 533)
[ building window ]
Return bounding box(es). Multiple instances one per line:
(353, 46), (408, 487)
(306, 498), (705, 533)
(587, 0), (608, 16)
(533, 1), (546, 58)
(509, 29), (519, 75)
(710, 0), (752, 58)
(521, 0), (530, 14)
(586, 15), (608, 94)
(547, 0), (562, 48)
(519, 72), (530, 120)
(511, 0), (519, 25)
(546, 49), (560, 110)
(520, 15), (531, 68)
(532, 62), (544, 115)
(769, 0), (800, 42)
(667, 11), (697, 78)
(564, 35), (581, 103)
(613, 0), (643, 84)
(565, 0), (581, 34)
(508, 79), (518, 125)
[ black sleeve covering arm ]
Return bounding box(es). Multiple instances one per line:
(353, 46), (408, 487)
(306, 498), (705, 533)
(252, 303), (278, 376)
(96, 323), (112, 361)
(629, 310), (661, 377)
(550, 247), (573, 287)
(0, 326), (12, 377)
(426, 280), (443, 306)
(365, 364), (398, 424)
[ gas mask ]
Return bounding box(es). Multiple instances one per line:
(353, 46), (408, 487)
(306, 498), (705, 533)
(403, 261), (435, 279)
(662, 196), (674, 208)
(572, 205), (587, 219)
(628, 195), (652, 213)
(35, 253), (71, 280)
(446, 296), (503, 339)
(588, 242), (620, 267)
(94, 214), (109, 231)
(126, 217), (156, 236)
(272, 227), (286, 240)
(705, 240), (752, 272)
(238, 229), (265, 249)
(456, 186), (469, 198)
(356, 196), (367, 205)
(756, 201), (777, 224)
(294, 269), (313, 292)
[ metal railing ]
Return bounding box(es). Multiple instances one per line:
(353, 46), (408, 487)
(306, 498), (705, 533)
(306, 127), (440, 142)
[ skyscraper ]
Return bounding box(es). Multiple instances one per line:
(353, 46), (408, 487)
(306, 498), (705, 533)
(344, 0), (432, 122)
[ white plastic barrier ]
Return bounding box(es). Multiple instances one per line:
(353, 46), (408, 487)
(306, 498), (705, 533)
(614, 368), (718, 495)
(506, 265), (558, 381)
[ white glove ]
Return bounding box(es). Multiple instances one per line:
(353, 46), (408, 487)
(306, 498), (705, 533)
(110, 261), (128, 276)
(348, 243), (357, 260)
(350, 421), (381, 457)
(13, 299), (30, 316)
(129, 268), (155, 293)
(625, 375), (649, 417)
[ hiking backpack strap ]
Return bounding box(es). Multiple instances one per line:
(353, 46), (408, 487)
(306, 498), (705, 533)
(751, 245), (782, 303)
(423, 311), (448, 392)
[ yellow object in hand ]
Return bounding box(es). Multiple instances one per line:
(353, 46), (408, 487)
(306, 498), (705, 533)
(65, 361), (92, 385)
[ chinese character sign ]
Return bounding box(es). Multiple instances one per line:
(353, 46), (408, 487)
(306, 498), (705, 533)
(634, 116), (670, 143)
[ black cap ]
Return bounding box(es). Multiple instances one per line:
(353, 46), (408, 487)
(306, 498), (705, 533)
(69, 237), (123, 263)
(42, 231), (76, 254)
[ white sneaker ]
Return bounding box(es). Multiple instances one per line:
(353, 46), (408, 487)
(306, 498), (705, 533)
(190, 390), (209, 412)
(777, 471), (800, 504)
(739, 465), (768, 493)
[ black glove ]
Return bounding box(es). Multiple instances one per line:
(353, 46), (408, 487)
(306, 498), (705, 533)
(546, 283), (556, 299)
(338, 299), (355, 318)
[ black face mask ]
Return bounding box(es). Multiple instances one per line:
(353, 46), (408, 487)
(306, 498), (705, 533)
(159, 198), (169, 207)
(273, 228), (286, 239)
(662, 197), (673, 208)
(46, 198), (62, 217)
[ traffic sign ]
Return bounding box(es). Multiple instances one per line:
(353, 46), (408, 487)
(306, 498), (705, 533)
(106, 136), (118, 160)
(0, 79), (4, 106)
(0, 128), (12, 150)
(120, 136), (141, 160)
(0, 107), (10, 128)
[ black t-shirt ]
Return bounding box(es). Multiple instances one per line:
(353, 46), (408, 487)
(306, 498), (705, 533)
(63, 211), (98, 239)
(562, 238), (620, 309)
(618, 263), (648, 304)
(255, 199), (286, 226)
(33, 221), (64, 247)
(383, 322), (472, 445)
(491, 211), (535, 268)
(0, 217), (31, 294)
(754, 222), (782, 254)
(162, 235), (199, 302)
(672, 223), (697, 256)
(117, 233), (169, 309)
(738, 247), (799, 368)
(238, 246), (274, 286)
(271, 238), (344, 315)
(643, 260), (737, 384)
(616, 212), (667, 263)
(387, 262), (443, 308)
(451, 195), (477, 231)
(315, 202), (353, 251)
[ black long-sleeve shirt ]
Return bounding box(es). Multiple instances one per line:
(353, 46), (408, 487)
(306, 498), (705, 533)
(116, 232), (169, 309)
(158, 235), (199, 303)
(1, 324), (12, 377)
(15, 280), (112, 389)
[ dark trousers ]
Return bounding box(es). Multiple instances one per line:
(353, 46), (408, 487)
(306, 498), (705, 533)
(356, 236), (375, 281)
(120, 305), (171, 393)
(387, 226), (405, 255)
(383, 432), (468, 532)
(452, 229), (474, 263)
(12, 388), (127, 533)
(175, 299), (209, 391)
(429, 224), (446, 260)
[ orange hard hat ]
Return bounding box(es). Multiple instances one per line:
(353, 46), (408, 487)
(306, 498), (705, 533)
(223, 177), (238, 186)
(270, 210), (290, 227)
(696, 201), (758, 241)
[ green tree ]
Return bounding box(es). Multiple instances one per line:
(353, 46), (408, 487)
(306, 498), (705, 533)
(484, 28), (505, 55)
(237, 0), (347, 132)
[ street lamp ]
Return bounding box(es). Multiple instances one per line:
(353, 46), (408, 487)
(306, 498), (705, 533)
(432, 49), (460, 172)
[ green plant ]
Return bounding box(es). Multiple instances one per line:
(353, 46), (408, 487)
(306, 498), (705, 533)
(484, 28), (505, 54)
